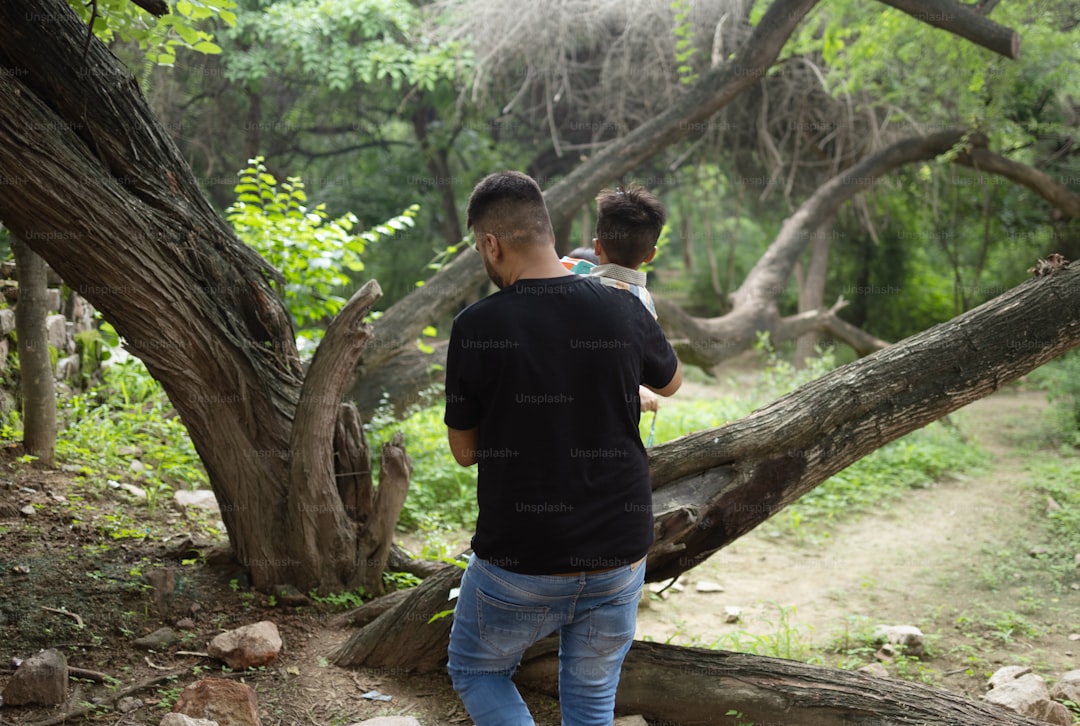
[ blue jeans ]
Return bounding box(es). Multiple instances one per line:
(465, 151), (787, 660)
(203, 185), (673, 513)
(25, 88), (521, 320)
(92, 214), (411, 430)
(447, 554), (645, 726)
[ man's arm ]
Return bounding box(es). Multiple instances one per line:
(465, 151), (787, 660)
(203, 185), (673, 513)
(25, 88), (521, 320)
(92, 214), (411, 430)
(447, 426), (479, 467)
(644, 358), (683, 397)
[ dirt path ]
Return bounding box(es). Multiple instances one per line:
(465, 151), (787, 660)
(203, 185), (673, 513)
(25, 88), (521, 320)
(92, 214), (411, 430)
(635, 387), (1078, 696)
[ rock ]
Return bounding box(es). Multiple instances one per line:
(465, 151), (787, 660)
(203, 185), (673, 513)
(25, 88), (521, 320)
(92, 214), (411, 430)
(208, 621), (282, 669)
(0, 308), (15, 335)
(54, 354), (80, 382)
(987, 665), (1031, 688)
(647, 578), (683, 595)
(175, 489), (220, 512)
(1, 648), (68, 706)
(173, 678), (261, 726)
(347, 718), (421, 726)
(134, 626), (179, 651)
(176, 617), (197, 630)
(20, 504), (35, 516)
(694, 580), (725, 593)
(613, 716), (649, 725)
(983, 666), (1072, 725)
(858, 662), (890, 678)
(875, 644), (896, 662)
(117, 696), (144, 713)
(874, 624), (926, 657)
(1050, 669), (1080, 704)
(1032, 700), (1073, 725)
(120, 481), (147, 499)
(723, 606), (742, 623)
(45, 314), (67, 352)
(160, 715), (219, 726)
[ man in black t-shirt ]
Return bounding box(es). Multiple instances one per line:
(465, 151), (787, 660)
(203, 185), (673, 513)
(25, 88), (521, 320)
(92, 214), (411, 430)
(444, 171), (681, 725)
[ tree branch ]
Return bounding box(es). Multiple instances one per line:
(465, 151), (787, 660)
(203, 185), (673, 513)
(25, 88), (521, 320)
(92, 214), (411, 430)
(955, 145), (1080, 219)
(287, 280), (382, 592)
(876, 0), (1020, 58)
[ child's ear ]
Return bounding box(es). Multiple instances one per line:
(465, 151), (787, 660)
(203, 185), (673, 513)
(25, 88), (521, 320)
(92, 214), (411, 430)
(592, 237), (603, 257)
(642, 246), (658, 264)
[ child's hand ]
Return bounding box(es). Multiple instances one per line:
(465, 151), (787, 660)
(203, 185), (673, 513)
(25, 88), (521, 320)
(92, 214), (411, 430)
(639, 385), (660, 413)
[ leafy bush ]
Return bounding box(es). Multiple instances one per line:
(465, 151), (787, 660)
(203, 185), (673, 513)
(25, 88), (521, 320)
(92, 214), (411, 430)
(1027, 349), (1080, 447)
(56, 354), (207, 515)
(367, 394), (478, 531)
(226, 157), (418, 356)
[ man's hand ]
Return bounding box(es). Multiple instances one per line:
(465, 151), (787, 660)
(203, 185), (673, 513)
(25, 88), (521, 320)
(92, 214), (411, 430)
(639, 385), (660, 413)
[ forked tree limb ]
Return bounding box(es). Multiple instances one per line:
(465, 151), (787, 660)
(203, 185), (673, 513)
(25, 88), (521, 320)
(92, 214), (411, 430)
(286, 281), (382, 592)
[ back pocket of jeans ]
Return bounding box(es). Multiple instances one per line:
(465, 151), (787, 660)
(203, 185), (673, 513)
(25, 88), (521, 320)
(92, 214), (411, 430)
(477, 589), (550, 657)
(586, 590), (640, 656)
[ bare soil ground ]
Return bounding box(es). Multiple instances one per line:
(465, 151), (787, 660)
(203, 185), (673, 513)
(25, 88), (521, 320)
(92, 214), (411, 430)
(0, 385), (1076, 725)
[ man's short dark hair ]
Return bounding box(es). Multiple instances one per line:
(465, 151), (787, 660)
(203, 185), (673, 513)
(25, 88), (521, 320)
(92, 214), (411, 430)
(466, 171), (553, 244)
(594, 185), (666, 267)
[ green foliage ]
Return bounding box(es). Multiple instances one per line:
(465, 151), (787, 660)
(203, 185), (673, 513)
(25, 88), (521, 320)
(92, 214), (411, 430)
(223, 0), (470, 92)
(308, 586), (368, 609)
(670, 0), (699, 86)
(68, 0), (236, 67)
(367, 394), (477, 531)
(226, 157), (418, 354)
(382, 570), (421, 591)
(1025, 454), (1080, 568)
(55, 351), (208, 516)
(1028, 349), (1080, 447)
(707, 603), (821, 664)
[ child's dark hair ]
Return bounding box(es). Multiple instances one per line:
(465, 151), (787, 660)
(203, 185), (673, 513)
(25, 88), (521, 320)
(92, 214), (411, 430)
(594, 185), (666, 267)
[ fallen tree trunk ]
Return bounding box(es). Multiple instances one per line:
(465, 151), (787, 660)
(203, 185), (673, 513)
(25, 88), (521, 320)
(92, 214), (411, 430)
(516, 640), (1047, 725)
(336, 260), (1080, 671)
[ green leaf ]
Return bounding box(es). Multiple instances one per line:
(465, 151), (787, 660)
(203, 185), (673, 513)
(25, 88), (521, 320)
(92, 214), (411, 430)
(191, 41), (223, 55)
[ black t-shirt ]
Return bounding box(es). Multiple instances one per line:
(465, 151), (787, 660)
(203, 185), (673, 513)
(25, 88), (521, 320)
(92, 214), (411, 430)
(443, 274), (679, 574)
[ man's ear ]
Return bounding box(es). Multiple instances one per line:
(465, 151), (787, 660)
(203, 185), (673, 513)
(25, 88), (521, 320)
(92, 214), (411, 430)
(642, 246), (658, 264)
(485, 232), (503, 261)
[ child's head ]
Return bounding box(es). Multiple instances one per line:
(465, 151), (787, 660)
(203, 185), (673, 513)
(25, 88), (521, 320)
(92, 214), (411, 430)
(594, 185), (666, 268)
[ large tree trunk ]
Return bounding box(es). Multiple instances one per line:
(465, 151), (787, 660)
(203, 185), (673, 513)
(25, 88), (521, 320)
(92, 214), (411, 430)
(0, 1), (405, 595)
(336, 260), (1080, 668)
(516, 640), (1047, 725)
(13, 238), (56, 465)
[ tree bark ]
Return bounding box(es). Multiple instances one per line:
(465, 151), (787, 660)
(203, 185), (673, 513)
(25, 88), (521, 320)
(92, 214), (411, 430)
(513, 640), (1048, 725)
(13, 238), (57, 465)
(337, 260), (1080, 669)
